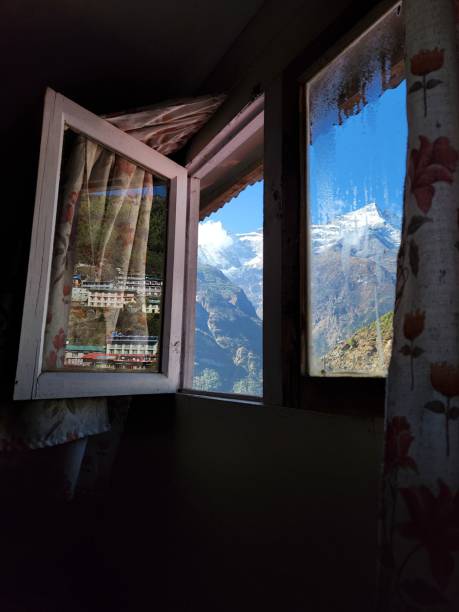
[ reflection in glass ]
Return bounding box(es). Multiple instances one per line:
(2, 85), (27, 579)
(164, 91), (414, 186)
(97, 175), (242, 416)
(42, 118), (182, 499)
(43, 127), (168, 373)
(307, 6), (406, 376)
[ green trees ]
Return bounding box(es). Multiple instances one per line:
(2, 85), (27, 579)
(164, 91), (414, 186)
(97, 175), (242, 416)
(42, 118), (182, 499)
(146, 194), (167, 277)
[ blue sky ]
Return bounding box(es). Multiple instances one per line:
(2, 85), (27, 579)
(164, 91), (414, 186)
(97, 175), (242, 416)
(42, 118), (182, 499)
(203, 180), (263, 235)
(202, 82), (407, 235)
(309, 82), (407, 225)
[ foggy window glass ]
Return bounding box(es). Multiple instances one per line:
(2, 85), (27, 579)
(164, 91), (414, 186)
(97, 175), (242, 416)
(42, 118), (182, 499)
(307, 4), (406, 376)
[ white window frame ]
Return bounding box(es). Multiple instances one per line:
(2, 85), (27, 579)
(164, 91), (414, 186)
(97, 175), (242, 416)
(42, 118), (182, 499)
(14, 88), (187, 400)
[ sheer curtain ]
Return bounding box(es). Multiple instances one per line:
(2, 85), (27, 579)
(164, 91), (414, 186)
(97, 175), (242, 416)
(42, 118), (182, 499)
(379, 1), (459, 608)
(43, 132), (153, 370)
(0, 133), (157, 499)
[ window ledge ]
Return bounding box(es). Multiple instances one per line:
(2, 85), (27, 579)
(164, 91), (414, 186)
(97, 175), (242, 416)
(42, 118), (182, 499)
(178, 388), (263, 406)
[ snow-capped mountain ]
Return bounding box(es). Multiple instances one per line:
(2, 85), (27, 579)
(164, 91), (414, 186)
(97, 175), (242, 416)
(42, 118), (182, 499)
(198, 221), (263, 317)
(311, 202), (400, 255)
(197, 204), (400, 328)
(309, 202), (401, 361)
(194, 221), (263, 394)
(194, 203), (401, 385)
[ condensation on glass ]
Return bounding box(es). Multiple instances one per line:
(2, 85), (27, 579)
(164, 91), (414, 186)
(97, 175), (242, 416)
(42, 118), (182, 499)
(43, 126), (168, 373)
(307, 4), (406, 377)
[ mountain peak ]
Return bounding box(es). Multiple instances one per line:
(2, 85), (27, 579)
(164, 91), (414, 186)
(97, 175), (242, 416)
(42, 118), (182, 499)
(337, 202), (385, 227)
(198, 223), (263, 317)
(311, 201), (401, 255)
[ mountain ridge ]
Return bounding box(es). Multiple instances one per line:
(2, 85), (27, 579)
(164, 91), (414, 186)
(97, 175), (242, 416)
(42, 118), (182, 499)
(310, 202), (400, 369)
(193, 202), (401, 390)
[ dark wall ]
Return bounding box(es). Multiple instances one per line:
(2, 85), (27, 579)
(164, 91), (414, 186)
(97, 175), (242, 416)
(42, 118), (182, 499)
(0, 395), (383, 612)
(0, 2), (386, 610)
(102, 396), (384, 612)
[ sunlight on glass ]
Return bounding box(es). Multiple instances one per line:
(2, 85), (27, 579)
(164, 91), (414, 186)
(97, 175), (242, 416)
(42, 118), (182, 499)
(308, 5), (406, 376)
(43, 127), (168, 373)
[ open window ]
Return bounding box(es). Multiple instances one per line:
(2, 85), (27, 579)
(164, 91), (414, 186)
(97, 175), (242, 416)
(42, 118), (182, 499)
(181, 97), (264, 399)
(193, 181), (263, 396)
(15, 89), (187, 399)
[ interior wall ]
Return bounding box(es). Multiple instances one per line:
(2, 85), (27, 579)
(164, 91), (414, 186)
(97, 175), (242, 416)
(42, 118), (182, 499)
(185, 0), (384, 163)
(103, 396), (384, 612)
(169, 4), (387, 609)
(0, 395), (384, 612)
(0, 1), (390, 610)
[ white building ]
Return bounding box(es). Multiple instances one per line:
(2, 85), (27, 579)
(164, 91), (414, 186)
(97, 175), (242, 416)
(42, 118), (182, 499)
(87, 290), (136, 309)
(142, 303), (161, 315)
(71, 287), (89, 303)
(106, 334), (158, 357)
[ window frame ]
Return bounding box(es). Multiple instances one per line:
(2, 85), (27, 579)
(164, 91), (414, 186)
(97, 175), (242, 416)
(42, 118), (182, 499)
(14, 88), (188, 400)
(259, 0), (402, 413)
(178, 0), (400, 414)
(301, 0), (404, 378)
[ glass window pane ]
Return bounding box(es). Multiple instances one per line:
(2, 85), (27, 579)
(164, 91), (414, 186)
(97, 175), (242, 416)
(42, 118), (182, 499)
(192, 181), (263, 395)
(307, 6), (406, 376)
(43, 126), (168, 373)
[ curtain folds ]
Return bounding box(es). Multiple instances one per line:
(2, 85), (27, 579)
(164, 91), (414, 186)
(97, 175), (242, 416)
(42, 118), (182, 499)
(0, 132), (157, 497)
(378, 1), (459, 609)
(43, 133), (153, 370)
(104, 95), (225, 155)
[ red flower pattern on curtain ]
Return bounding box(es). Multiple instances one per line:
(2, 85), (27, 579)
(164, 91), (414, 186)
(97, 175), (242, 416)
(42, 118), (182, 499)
(379, 2), (459, 609)
(408, 136), (458, 213)
(399, 481), (459, 589)
(384, 416), (418, 476)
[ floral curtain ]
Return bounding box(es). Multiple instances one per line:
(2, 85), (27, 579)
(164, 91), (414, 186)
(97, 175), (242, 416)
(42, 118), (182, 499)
(0, 95), (226, 499)
(379, 1), (459, 609)
(0, 398), (129, 501)
(43, 131), (153, 369)
(0, 131), (158, 498)
(0, 91), (228, 504)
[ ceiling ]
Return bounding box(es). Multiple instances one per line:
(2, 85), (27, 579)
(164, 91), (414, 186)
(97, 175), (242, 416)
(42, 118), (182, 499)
(1, 0), (265, 131)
